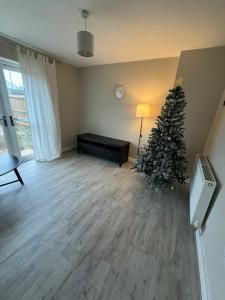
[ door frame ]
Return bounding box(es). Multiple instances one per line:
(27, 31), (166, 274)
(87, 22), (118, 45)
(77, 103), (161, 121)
(0, 58), (23, 160)
(0, 88), (12, 154)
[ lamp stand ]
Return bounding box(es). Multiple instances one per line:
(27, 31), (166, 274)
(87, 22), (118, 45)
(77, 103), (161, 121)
(137, 117), (143, 156)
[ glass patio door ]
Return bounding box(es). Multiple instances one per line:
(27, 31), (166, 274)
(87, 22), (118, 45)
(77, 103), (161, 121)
(0, 97), (11, 156)
(0, 58), (34, 160)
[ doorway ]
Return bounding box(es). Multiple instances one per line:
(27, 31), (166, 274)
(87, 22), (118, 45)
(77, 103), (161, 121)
(0, 58), (34, 161)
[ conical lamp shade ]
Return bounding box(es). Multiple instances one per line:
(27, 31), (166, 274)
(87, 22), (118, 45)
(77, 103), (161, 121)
(77, 31), (94, 57)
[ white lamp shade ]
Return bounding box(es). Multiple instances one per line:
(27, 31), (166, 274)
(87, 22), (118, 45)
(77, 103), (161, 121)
(77, 31), (94, 57)
(136, 104), (150, 118)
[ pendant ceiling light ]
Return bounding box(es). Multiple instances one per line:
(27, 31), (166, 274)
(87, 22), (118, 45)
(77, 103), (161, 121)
(77, 10), (94, 57)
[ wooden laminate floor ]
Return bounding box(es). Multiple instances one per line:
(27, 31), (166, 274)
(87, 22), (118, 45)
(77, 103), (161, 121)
(0, 152), (200, 300)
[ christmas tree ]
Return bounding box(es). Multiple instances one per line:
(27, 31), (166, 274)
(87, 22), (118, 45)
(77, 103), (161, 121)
(134, 83), (187, 191)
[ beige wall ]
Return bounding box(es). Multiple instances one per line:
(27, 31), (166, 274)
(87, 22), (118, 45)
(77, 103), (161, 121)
(200, 89), (225, 300)
(78, 46), (225, 165)
(56, 62), (78, 148)
(2, 38), (225, 167)
(0, 39), (78, 149)
(176, 46), (225, 168)
(0, 39), (17, 61)
(78, 57), (179, 158)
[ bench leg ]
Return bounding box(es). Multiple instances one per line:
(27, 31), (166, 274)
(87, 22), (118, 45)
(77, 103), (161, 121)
(14, 168), (24, 186)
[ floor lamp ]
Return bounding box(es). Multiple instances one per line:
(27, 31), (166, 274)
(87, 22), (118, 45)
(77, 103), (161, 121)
(136, 104), (150, 155)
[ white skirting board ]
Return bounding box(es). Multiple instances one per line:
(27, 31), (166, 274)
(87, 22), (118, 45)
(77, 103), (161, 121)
(195, 230), (212, 300)
(128, 157), (135, 163)
(62, 145), (76, 153)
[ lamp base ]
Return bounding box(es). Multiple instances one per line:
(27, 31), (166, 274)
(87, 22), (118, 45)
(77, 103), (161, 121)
(137, 117), (143, 156)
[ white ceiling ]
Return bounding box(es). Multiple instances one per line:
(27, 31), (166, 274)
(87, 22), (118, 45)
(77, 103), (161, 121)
(0, 0), (225, 67)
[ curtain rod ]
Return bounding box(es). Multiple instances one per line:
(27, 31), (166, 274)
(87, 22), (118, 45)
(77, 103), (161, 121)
(0, 33), (61, 63)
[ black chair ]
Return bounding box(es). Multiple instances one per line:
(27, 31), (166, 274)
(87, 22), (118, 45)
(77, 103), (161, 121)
(0, 154), (24, 187)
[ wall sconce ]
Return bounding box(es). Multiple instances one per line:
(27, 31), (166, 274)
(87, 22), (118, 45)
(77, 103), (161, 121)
(136, 104), (150, 155)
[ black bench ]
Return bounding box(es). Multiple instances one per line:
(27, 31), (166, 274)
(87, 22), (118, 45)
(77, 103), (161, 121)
(0, 154), (24, 187)
(77, 133), (130, 167)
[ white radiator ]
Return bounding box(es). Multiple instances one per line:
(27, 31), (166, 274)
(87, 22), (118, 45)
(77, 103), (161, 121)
(189, 153), (217, 229)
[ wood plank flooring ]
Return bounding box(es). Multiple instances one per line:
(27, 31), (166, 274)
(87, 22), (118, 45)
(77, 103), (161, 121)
(0, 152), (200, 300)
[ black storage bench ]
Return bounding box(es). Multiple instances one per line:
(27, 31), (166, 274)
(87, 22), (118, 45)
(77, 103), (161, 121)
(77, 133), (130, 167)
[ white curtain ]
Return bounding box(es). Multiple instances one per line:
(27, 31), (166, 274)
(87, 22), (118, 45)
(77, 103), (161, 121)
(17, 48), (61, 161)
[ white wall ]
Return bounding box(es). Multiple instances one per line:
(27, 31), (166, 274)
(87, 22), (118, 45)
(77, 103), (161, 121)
(200, 88), (225, 300)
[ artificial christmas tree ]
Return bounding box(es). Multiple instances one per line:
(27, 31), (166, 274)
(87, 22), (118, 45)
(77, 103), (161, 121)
(134, 83), (187, 191)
